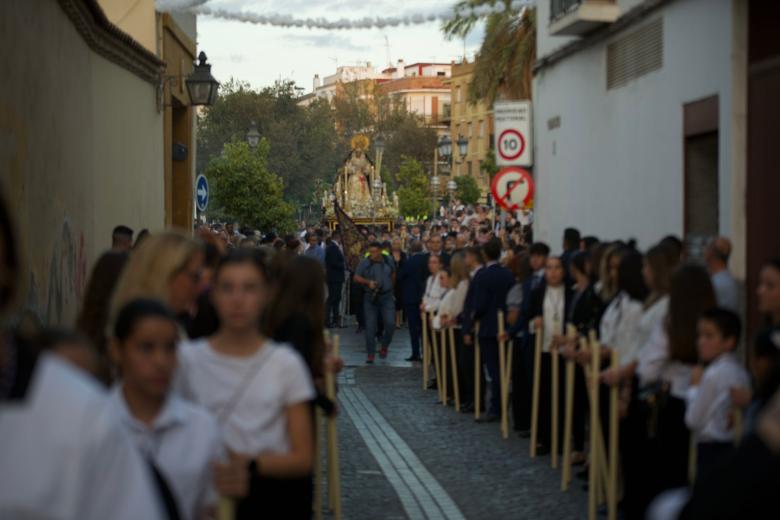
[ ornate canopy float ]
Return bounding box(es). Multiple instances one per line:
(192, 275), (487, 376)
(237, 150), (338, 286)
(324, 135), (398, 230)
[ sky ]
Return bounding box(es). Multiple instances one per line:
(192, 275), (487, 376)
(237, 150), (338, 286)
(195, 0), (485, 92)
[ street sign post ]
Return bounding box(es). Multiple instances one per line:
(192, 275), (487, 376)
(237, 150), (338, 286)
(195, 174), (209, 212)
(494, 100), (532, 167)
(490, 166), (534, 213)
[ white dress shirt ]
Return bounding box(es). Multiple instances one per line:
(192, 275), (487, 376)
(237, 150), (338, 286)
(0, 355), (164, 519)
(109, 385), (221, 520)
(423, 274), (447, 313)
(599, 291), (644, 366)
(436, 280), (468, 330)
(176, 339), (315, 456)
(685, 353), (750, 442)
(629, 296), (669, 364)
(541, 285), (565, 352)
(637, 321), (693, 399)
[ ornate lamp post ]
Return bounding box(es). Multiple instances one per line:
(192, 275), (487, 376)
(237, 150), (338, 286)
(185, 52), (220, 106)
(372, 177), (382, 227)
(246, 121), (260, 149)
(430, 174), (440, 220)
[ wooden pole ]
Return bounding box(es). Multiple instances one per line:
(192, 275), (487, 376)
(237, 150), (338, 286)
(551, 319), (560, 469)
(218, 499), (234, 520)
(422, 311), (429, 390)
(326, 336), (342, 519)
(688, 434), (697, 486)
(504, 333), (514, 438)
(530, 320), (543, 458)
(607, 350), (619, 520)
(562, 325), (577, 491)
(588, 330), (600, 520)
(449, 327), (461, 412)
(313, 408), (323, 520)
(475, 322), (482, 420)
(498, 310), (509, 439)
(733, 408), (743, 446)
(440, 327), (448, 405)
(430, 313), (443, 403)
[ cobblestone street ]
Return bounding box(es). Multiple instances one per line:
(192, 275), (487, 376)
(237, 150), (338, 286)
(321, 324), (588, 520)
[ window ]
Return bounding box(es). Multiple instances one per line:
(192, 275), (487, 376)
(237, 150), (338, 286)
(607, 18), (663, 90)
(467, 161), (473, 177)
(479, 120), (484, 137)
(456, 86), (462, 104)
(437, 71), (446, 77)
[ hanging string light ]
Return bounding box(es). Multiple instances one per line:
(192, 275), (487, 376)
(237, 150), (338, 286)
(155, 0), (534, 30)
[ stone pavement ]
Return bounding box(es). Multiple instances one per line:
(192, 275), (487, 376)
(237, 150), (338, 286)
(318, 322), (589, 520)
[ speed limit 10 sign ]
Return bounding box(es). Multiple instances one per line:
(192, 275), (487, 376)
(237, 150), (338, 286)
(491, 167), (534, 212)
(494, 100), (532, 167)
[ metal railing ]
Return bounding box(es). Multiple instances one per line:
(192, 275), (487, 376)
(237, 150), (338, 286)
(550, 0), (583, 22)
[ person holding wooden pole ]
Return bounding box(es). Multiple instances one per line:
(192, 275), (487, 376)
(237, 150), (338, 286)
(326, 336), (342, 519)
(422, 255), (447, 391)
(439, 254), (470, 412)
(462, 239), (515, 424)
(459, 246), (486, 415)
(561, 324), (578, 490)
(527, 256), (573, 456)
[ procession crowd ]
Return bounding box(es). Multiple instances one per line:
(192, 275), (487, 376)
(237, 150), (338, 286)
(2, 188), (780, 519)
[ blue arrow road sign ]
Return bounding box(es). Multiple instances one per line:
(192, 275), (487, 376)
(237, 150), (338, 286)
(195, 174), (209, 212)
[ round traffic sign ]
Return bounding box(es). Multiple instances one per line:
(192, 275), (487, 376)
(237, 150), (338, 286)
(497, 129), (526, 162)
(490, 167), (534, 212)
(195, 174), (209, 212)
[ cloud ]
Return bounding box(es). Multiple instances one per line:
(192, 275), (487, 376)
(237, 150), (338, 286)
(282, 33), (362, 51)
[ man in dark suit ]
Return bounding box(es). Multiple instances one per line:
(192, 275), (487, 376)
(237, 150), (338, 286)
(398, 240), (427, 361)
(510, 241), (550, 436)
(325, 232), (346, 328)
(560, 227), (580, 285)
(462, 238), (514, 422)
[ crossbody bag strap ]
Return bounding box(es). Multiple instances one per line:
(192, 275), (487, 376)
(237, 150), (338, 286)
(216, 345), (275, 424)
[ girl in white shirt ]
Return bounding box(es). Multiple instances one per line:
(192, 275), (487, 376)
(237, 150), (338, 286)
(110, 298), (221, 520)
(176, 250), (315, 519)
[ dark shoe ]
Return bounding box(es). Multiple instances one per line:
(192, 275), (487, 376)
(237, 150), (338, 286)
(517, 430), (531, 439)
(576, 468), (589, 481)
(366, 355), (375, 364)
(427, 380), (438, 390)
(379, 347), (388, 359)
(460, 403), (474, 413)
(404, 355), (422, 362)
(475, 414), (500, 423)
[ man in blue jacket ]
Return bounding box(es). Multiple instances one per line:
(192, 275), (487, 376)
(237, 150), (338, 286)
(462, 238), (514, 422)
(397, 240), (427, 361)
(325, 232), (346, 328)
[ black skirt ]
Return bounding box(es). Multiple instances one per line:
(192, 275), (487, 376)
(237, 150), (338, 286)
(237, 472), (313, 520)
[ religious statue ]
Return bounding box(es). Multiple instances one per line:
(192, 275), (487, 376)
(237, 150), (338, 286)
(328, 134), (399, 222)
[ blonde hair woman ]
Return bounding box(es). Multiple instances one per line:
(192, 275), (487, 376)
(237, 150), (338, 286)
(110, 231), (204, 327)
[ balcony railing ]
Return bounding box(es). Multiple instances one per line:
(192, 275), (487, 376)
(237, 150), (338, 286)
(551, 0), (583, 22)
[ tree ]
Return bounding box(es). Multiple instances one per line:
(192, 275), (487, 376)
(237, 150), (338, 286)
(454, 175), (481, 206)
(197, 79), (342, 205)
(396, 157), (432, 219)
(480, 149), (500, 178)
(443, 1), (536, 104)
(205, 139), (294, 232)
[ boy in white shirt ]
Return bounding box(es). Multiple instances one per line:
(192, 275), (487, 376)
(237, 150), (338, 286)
(686, 307), (750, 477)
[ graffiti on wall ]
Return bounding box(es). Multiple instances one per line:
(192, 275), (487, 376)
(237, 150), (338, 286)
(25, 219), (88, 325)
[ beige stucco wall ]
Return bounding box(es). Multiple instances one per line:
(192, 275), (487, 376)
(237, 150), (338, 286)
(98, 0), (157, 53)
(0, 0), (164, 325)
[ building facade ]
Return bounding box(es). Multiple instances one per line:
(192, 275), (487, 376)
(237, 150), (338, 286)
(533, 0), (779, 330)
(447, 60), (495, 190)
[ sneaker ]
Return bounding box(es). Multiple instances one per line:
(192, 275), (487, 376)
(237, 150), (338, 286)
(366, 355), (375, 364)
(379, 347), (388, 359)
(404, 355), (422, 362)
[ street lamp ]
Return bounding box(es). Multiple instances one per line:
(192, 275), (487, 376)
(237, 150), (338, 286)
(457, 135), (469, 160)
(431, 175), (440, 220)
(185, 52), (220, 106)
(371, 177), (382, 227)
(246, 121), (260, 149)
(437, 135), (452, 162)
(447, 179), (457, 198)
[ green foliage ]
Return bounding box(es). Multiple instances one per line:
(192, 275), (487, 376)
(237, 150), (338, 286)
(205, 140), (294, 232)
(480, 149), (500, 178)
(442, 2), (536, 104)
(396, 157), (432, 218)
(454, 175), (482, 205)
(197, 79), (341, 205)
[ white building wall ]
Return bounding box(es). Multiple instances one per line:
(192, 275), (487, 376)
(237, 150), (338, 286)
(533, 0), (734, 252)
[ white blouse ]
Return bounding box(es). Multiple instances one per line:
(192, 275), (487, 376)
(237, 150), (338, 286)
(176, 340), (315, 456)
(599, 291), (644, 367)
(436, 280), (468, 330)
(637, 321), (692, 399)
(542, 286), (565, 353)
(423, 274), (448, 313)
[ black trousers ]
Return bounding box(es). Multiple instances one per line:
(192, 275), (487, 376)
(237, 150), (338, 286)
(458, 330), (483, 409)
(326, 280), (343, 325)
(511, 335), (531, 431)
(480, 337), (502, 416)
